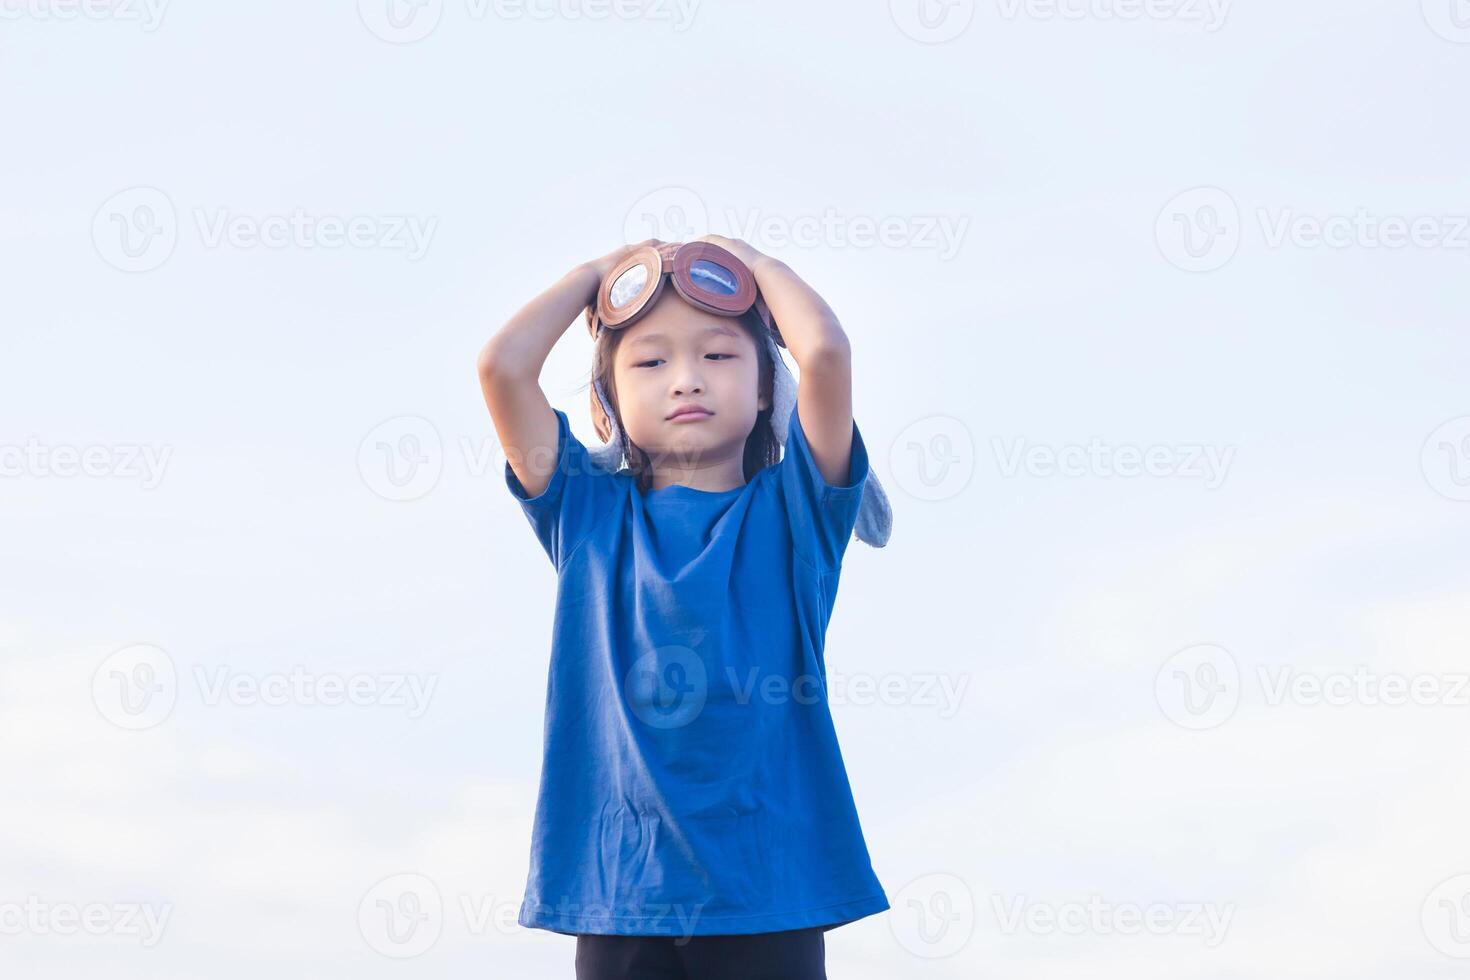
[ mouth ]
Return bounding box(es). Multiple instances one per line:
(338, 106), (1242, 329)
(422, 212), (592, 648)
(666, 406), (713, 422)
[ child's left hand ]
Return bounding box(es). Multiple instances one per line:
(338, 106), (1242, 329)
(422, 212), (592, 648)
(695, 234), (766, 271)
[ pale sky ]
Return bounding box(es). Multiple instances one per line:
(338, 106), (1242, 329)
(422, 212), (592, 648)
(4, 1), (1470, 977)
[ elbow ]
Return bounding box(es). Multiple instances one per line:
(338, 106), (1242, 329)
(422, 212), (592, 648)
(476, 339), (500, 381)
(476, 336), (524, 383)
(805, 330), (852, 371)
(807, 313), (852, 357)
(824, 329), (853, 361)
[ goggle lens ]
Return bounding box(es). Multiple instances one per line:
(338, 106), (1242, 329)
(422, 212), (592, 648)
(609, 264), (649, 309)
(687, 259), (738, 296)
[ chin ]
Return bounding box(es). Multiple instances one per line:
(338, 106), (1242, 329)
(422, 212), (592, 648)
(661, 421), (736, 453)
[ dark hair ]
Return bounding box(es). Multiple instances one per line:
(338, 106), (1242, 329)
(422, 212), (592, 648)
(586, 307), (781, 494)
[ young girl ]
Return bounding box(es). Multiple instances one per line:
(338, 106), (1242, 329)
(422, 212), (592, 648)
(477, 235), (892, 980)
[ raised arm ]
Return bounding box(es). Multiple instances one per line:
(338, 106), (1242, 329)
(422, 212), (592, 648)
(477, 241), (660, 497)
(696, 235), (856, 487)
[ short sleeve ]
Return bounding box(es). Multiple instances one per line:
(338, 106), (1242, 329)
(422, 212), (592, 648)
(777, 401), (870, 571)
(504, 408), (622, 570)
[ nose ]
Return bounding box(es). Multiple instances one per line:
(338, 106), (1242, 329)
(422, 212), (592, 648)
(672, 359), (705, 397)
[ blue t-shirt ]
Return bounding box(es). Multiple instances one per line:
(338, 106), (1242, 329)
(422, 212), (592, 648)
(504, 401), (889, 937)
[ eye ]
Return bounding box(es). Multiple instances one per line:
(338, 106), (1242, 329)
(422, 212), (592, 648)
(635, 358), (664, 368)
(706, 353), (734, 360)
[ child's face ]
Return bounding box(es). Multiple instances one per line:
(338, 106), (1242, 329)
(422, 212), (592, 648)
(611, 292), (768, 474)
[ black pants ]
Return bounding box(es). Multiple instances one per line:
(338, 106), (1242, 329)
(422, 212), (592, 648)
(575, 926), (826, 980)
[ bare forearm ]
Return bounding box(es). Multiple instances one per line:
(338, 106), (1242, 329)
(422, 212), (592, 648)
(478, 263), (601, 379)
(750, 256), (851, 367)
(747, 251), (855, 485)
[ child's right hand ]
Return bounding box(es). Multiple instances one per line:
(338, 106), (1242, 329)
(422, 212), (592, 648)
(584, 239), (663, 283)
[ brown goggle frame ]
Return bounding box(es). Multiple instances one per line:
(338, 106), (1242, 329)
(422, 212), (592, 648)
(585, 241), (785, 349)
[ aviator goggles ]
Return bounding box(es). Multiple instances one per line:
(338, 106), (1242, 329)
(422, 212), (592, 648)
(585, 241), (785, 348)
